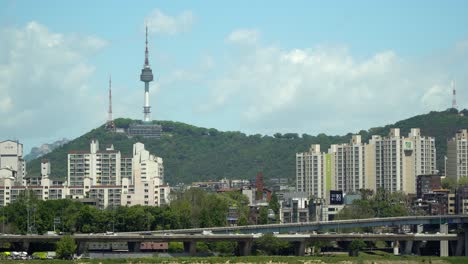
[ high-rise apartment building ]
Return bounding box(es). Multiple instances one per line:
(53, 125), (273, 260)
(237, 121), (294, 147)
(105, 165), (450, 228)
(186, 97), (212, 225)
(447, 129), (468, 181)
(374, 128), (436, 194)
(329, 135), (366, 193)
(296, 145), (325, 199)
(296, 128), (436, 198)
(0, 140), (26, 185)
(68, 140), (121, 186)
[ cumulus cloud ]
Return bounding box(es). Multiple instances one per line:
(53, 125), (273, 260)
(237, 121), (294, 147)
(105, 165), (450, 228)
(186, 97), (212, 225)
(226, 29), (259, 45)
(146, 9), (194, 35)
(201, 32), (468, 135)
(0, 21), (107, 143)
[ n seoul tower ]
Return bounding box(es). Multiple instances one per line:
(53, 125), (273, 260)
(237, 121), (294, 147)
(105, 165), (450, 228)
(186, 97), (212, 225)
(140, 26), (154, 122)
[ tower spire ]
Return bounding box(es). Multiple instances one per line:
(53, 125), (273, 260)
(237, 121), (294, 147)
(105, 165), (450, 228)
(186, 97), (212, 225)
(144, 25), (149, 67)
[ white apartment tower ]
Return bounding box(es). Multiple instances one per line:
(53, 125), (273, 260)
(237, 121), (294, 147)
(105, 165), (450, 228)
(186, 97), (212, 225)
(68, 140), (121, 186)
(0, 140), (26, 185)
(329, 135), (366, 194)
(296, 145), (325, 199)
(447, 129), (468, 181)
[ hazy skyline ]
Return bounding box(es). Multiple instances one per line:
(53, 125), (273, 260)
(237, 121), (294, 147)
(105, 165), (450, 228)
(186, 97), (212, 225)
(1, 0), (468, 152)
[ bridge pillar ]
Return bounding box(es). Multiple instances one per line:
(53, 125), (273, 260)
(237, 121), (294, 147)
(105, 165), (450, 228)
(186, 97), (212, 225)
(453, 237), (462, 257)
(403, 240), (413, 255)
(440, 223), (449, 257)
(22, 241), (30, 252)
(393, 241), (399, 255)
(184, 241), (196, 256)
(463, 225), (468, 257)
(76, 242), (87, 255)
(413, 241), (422, 256)
(128, 242), (141, 252)
(293, 241), (306, 256)
(238, 240), (252, 256)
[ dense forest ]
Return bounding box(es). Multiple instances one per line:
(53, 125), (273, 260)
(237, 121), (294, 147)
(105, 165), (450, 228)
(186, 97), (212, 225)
(26, 108), (468, 184)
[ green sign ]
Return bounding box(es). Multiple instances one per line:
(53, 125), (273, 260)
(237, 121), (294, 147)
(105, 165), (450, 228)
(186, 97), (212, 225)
(403, 140), (413, 151)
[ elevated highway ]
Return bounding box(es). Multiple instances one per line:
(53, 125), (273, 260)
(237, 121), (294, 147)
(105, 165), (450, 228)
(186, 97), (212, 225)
(142, 215), (468, 234)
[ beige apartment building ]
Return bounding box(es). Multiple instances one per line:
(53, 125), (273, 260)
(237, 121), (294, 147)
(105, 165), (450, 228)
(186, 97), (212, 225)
(374, 128), (436, 194)
(329, 135), (366, 194)
(296, 144), (326, 200)
(297, 128), (436, 198)
(447, 129), (468, 181)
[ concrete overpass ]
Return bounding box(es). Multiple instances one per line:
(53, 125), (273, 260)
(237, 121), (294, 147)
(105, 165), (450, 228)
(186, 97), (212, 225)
(0, 232), (459, 257)
(120, 214), (468, 257)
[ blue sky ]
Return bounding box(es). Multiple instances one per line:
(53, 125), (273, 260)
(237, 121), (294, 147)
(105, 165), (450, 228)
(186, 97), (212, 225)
(1, 0), (468, 152)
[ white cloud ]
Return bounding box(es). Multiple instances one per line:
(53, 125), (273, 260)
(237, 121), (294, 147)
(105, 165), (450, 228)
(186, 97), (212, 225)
(146, 9), (194, 35)
(201, 32), (468, 135)
(226, 29), (259, 45)
(421, 84), (451, 109)
(0, 21), (107, 143)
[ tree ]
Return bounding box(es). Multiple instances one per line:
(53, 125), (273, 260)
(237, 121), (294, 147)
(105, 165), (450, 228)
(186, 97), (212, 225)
(442, 177), (457, 190)
(56, 235), (77, 259)
(268, 193), (280, 215)
(348, 239), (366, 256)
(258, 207), (268, 224)
(254, 234), (290, 255)
(458, 177), (468, 187)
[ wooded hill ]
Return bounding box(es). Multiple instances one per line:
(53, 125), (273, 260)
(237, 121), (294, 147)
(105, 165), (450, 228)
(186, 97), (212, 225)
(26, 108), (468, 184)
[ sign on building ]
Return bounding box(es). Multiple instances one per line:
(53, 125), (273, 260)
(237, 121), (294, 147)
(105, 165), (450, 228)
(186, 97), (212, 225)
(330, 190), (344, 205)
(403, 140), (413, 151)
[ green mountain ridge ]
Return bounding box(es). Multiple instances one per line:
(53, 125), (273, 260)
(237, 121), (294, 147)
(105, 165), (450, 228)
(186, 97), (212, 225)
(26, 108), (468, 184)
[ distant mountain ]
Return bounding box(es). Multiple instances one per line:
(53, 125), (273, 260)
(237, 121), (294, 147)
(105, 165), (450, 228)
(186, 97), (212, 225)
(26, 109), (468, 184)
(24, 138), (70, 161)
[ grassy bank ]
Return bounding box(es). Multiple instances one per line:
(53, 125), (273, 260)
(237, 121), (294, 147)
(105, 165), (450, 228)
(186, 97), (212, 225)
(2, 255), (468, 264)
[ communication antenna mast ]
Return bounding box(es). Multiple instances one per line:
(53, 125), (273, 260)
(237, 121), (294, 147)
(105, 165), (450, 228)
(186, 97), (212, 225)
(106, 75), (115, 130)
(452, 80), (458, 110)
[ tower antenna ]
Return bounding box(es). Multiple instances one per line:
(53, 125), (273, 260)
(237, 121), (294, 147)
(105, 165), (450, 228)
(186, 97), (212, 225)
(452, 80), (458, 110)
(106, 75), (115, 130)
(144, 24), (149, 67)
